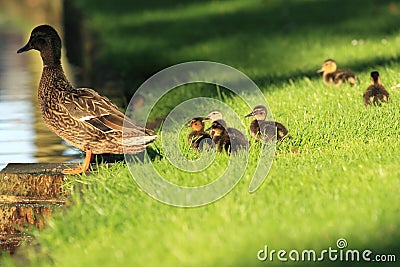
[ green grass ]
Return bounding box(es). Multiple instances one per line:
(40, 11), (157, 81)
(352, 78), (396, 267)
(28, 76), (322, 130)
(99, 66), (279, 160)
(3, 0), (400, 266)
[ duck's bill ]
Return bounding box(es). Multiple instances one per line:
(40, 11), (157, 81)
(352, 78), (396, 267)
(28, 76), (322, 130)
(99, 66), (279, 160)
(244, 112), (254, 118)
(316, 68), (324, 73)
(202, 117), (212, 122)
(17, 43), (32, 53)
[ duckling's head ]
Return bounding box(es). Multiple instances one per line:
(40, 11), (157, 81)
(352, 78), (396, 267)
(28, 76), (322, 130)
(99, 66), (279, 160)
(17, 25), (62, 66)
(203, 110), (223, 122)
(245, 105), (267, 121)
(370, 71), (381, 85)
(317, 59), (337, 74)
(189, 117), (205, 131)
(207, 119), (227, 136)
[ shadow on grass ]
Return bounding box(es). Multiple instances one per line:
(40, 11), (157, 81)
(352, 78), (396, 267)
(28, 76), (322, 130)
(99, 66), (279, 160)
(64, 2), (400, 258)
(71, 0), (400, 92)
(62, 0), (400, 134)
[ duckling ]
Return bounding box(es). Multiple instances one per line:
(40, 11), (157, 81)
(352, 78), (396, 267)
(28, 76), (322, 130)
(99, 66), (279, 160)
(207, 120), (248, 154)
(317, 59), (358, 86)
(207, 120), (230, 153)
(363, 71), (389, 106)
(17, 25), (157, 174)
(203, 109), (249, 148)
(245, 105), (288, 141)
(204, 110), (224, 121)
(187, 117), (212, 150)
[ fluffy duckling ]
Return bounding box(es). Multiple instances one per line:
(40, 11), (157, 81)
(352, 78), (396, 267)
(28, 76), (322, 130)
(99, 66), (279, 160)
(187, 117), (212, 150)
(207, 120), (231, 153)
(207, 119), (248, 154)
(205, 110), (224, 121)
(245, 105), (288, 141)
(203, 110), (249, 147)
(363, 71), (389, 106)
(17, 25), (157, 174)
(317, 59), (358, 86)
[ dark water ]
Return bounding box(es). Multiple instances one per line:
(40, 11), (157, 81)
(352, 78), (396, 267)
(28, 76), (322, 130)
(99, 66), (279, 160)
(0, 26), (81, 170)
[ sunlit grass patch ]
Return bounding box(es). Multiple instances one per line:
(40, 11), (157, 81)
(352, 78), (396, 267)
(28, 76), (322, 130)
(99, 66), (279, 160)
(2, 0), (400, 266)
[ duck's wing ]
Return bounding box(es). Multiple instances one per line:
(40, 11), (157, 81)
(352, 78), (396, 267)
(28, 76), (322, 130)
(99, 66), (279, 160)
(258, 121), (288, 141)
(376, 85), (389, 101)
(324, 73), (337, 84)
(275, 121), (289, 140)
(364, 85), (389, 105)
(334, 70), (358, 85)
(258, 121), (278, 140)
(363, 86), (374, 105)
(227, 128), (247, 140)
(227, 128), (248, 148)
(63, 87), (152, 135)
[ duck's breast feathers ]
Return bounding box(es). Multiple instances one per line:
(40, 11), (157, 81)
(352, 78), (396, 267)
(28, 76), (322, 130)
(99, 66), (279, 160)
(63, 87), (149, 134)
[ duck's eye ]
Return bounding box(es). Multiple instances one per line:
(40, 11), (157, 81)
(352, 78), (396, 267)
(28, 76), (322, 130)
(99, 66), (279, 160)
(33, 38), (46, 47)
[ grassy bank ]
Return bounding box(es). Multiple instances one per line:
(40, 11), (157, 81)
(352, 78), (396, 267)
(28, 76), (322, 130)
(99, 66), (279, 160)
(2, 0), (400, 266)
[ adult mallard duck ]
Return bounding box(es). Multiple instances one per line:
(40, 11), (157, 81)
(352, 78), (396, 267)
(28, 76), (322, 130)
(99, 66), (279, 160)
(17, 25), (157, 174)
(245, 105), (288, 141)
(363, 71), (389, 106)
(203, 109), (249, 149)
(317, 59), (358, 87)
(187, 117), (212, 151)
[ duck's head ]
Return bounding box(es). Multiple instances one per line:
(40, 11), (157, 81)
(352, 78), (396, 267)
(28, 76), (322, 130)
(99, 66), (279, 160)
(245, 105), (267, 121)
(188, 117), (205, 131)
(203, 110), (223, 122)
(317, 59), (337, 74)
(206, 119), (227, 136)
(17, 25), (62, 66)
(370, 71), (381, 85)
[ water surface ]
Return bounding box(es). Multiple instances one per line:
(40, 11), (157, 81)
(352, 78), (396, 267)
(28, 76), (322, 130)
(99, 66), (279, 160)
(0, 25), (81, 170)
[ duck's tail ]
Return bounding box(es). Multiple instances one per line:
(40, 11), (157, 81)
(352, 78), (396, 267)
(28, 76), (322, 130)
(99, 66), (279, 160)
(347, 75), (360, 86)
(122, 134), (158, 146)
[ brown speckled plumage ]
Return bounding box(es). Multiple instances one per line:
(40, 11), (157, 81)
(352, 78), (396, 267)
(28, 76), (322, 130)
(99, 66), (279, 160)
(317, 59), (358, 87)
(208, 120), (232, 153)
(245, 105), (288, 142)
(204, 110), (249, 147)
(363, 71), (389, 106)
(188, 117), (212, 150)
(18, 25), (157, 157)
(207, 119), (248, 154)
